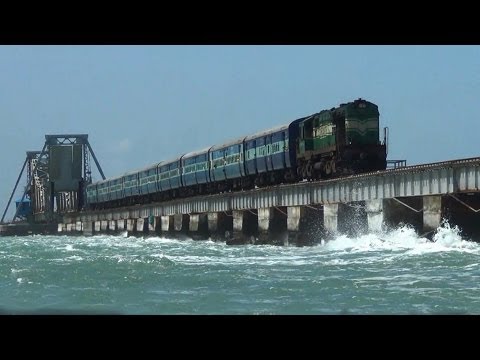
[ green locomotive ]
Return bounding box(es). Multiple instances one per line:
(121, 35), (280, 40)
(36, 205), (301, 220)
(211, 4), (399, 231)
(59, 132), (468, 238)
(296, 98), (387, 179)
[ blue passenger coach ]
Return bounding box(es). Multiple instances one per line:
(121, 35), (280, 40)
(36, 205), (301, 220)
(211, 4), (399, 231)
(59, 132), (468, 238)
(209, 137), (245, 185)
(158, 156), (183, 192)
(138, 163), (160, 195)
(181, 147), (211, 188)
(244, 125), (291, 186)
(96, 179), (110, 203)
(123, 171), (140, 199)
(243, 119), (303, 183)
(108, 176), (124, 202)
(245, 125), (289, 177)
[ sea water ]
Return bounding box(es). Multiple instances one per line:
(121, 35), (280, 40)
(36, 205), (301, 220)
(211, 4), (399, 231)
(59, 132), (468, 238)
(1, 222), (479, 314)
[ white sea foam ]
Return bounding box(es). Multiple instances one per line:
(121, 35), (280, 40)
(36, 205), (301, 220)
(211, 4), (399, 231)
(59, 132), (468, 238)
(143, 236), (184, 244)
(65, 255), (83, 261)
(11, 268), (25, 274)
(319, 221), (480, 255)
(3, 221), (478, 269)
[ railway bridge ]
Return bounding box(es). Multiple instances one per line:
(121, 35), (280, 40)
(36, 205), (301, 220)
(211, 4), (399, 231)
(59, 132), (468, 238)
(57, 157), (480, 245)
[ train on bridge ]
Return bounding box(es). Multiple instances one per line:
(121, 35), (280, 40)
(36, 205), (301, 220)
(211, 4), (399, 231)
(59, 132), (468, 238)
(86, 98), (388, 210)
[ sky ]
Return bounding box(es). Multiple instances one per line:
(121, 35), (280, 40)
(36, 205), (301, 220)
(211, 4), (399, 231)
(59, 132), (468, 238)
(1, 45), (479, 220)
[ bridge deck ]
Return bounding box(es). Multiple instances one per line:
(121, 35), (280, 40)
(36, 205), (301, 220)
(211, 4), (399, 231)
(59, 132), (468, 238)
(64, 157), (480, 223)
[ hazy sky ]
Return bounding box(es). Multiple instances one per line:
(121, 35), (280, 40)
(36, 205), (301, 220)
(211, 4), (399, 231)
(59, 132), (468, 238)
(1, 45), (479, 219)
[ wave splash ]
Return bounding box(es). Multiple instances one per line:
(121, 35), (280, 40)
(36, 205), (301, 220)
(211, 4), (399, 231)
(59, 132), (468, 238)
(320, 220), (479, 254)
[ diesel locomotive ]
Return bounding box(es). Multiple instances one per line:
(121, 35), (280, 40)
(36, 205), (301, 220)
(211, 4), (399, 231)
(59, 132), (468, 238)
(85, 98), (387, 210)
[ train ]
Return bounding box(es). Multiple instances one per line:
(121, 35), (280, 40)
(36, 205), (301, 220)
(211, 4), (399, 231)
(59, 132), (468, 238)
(85, 98), (387, 210)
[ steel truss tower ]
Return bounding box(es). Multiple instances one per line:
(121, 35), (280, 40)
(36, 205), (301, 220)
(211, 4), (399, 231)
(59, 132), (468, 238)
(1, 134), (106, 224)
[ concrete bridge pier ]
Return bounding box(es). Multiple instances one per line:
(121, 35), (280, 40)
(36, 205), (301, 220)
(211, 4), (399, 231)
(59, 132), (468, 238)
(365, 198), (410, 233)
(148, 215), (156, 233)
(161, 215), (173, 237)
(287, 207), (301, 246)
(322, 202), (368, 237)
(287, 206), (324, 246)
(207, 212), (232, 241)
(109, 220), (116, 234)
(75, 221), (82, 234)
(117, 219), (125, 233)
(136, 218), (149, 236)
(257, 207), (287, 245)
(188, 214), (199, 238)
(366, 200), (385, 233)
(101, 220), (108, 233)
(257, 208), (273, 245)
(323, 204), (339, 237)
(323, 203), (350, 237)
(174, 214), (189, 239)
(94, 221), (101, 234)
(188, 213), (209, 240)
(423, 195), (443, 236)
(82, 221), (93, 236)
(229, 210), (258, 245)
(329, 199), (425, 237)
(136, 218), (144, 234)
(126, 219), (135, 236)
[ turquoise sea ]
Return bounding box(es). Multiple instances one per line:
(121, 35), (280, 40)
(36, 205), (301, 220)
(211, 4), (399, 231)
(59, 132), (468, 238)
(1, 222), (479, 314)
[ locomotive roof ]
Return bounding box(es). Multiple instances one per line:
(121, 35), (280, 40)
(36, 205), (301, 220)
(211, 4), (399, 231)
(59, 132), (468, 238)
(337, 98), (377, 109)
(291, 114), (315, 123)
